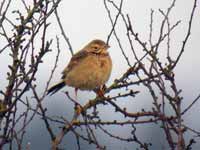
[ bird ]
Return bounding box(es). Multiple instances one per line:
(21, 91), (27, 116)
(47, 39), (112, 97)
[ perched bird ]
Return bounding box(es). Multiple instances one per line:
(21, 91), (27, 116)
(47, 39), (112, 97)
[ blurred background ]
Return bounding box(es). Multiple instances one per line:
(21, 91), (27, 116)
(0, 0), (200, 149)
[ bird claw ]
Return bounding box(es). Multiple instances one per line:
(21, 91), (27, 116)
(95, 85), (107, 98)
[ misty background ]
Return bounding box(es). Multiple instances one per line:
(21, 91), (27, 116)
(0, 0), (200, 149)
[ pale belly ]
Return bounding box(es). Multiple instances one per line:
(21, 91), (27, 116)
(64, 55), (112, 90)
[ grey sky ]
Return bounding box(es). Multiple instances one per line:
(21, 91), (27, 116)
(1, 0), (200, 149)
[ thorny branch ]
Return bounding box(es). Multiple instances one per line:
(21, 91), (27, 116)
(0, 0), (199, 150)
(52, 0), (199, 149)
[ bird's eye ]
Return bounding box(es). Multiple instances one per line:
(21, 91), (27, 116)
(93, 46), (99, 50)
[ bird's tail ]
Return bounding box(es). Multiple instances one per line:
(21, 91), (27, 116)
(47, 81), (65, 96)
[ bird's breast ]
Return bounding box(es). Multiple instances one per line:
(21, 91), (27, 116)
(65, 54), (112, 90)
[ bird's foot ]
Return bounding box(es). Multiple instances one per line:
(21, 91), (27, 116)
(95, 85), (107, 98)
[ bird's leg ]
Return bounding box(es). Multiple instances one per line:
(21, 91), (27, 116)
(95, 85), (106, 98)
(73, 88), (82, 119)
(102, 84), (107, 92)
(75, 88), (78, 101)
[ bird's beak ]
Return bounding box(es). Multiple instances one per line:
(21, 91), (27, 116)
(105, 44), (110, 49)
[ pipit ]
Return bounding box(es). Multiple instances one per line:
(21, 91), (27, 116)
(47, 39), (112, 97)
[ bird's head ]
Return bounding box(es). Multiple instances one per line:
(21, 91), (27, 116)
(84, 39), (110, 54)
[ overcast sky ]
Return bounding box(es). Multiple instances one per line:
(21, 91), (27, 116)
(1, 0), (200, 149)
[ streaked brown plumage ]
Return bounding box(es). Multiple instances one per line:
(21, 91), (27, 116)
(47, 39), (112, 96)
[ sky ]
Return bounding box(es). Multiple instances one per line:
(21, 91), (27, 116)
(1, 0), (200, 149)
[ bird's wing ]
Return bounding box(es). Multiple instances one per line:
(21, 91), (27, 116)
(61, 50), (89, 79)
